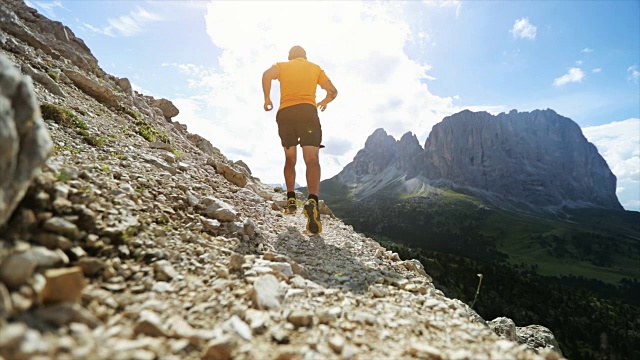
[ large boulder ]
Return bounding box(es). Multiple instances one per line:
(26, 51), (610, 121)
(0, 54), (53, 226)
(62, 69), (119, 109)
(151, 98), (179, 120)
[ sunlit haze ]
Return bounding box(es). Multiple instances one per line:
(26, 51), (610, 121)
(26, 0), (640, 210)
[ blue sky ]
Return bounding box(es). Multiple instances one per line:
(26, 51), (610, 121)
(27, 0), (639, 210)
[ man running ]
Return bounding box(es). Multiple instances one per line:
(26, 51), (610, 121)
(262, 45), (338, 234)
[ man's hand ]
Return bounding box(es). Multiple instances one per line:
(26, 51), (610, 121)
(317, 100), (328, 112)
(264, 99), (273, 111)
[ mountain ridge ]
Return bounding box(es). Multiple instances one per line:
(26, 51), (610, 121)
(332, 108), (622, 213)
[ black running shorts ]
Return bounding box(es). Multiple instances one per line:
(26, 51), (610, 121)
(276, 103), (323, 149)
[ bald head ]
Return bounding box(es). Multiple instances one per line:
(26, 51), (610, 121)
(288, 46), (307, 60)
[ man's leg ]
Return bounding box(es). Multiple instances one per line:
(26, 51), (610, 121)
(302, 146), (320, 197)
(284, 146), (297, 192)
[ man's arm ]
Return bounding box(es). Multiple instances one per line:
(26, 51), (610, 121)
(317, 80), (338, 112)
(262, 65), (279, 111)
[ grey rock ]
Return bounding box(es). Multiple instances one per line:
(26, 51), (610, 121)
(115, 77), (133, 96)
(202, 335), (236, 360)
(287, 310), (313, 328)
(43, 217), (79, 238)
(251, 275), (283, 311)
(243, 218), (256, 236)
(63, 69), (120, 108)
(0, 322), (28, 351)
(215, 161), (247, 188)
(75, 257), (106, 276)
(151, 98), (179, 120)
(153, 260), (177, 281)
(489, 317), (517, 342)
(328, 334), (345, 354)
(35, 302), (100, 328)
(516, 324), (563, 356)
(134, 310), (168, 337)
(228, 253), (245, 272)
(143, 155), (177, 175)
(0, 1), (100, 73)
(0, 282), (13, 318)
(201, 196), (237, 222)
(188, 134), (221, 157)
(31, 246), (65, 269)
(0, 55), (53, 226)
(225, 314), (252, 341)
(0, 250), (38, 288)
(21, 63), (65, 97)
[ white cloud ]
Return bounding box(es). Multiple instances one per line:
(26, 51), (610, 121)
(27, 0), (64, 19)
(575, 60), (583, 66)
(581, 47), (593, 53)
(583, 118), (640, 211)
(510, 17), (537, 40)
(553, 67), (585, 87)
(628, 66), (640, 83)
(172, 1), (472, 186)
(423, 0), (462, 18)
(79, 7), (162, 37)
(592, 68), (602, 73)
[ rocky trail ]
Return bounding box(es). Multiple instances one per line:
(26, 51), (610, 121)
(0, 1), (564, 359)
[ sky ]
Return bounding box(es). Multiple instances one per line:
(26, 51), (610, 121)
(26, 0), (640, 211)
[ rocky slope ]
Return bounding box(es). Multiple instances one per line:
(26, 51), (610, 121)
(333, 110), (621, 213)
(0, 1), (564, 359)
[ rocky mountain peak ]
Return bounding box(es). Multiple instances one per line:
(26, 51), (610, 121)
(336, 109), (621, 212)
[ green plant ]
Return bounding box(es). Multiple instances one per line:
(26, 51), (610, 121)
(470, 273), (484, 309)
(100, 165), (110, 172)
(55, 171), (71, 183)
(171, 147), (182, 158)
(136, 121), (170, 144)
(127, 109), (142, 121)
(40, 103), (88, 130)
(47, 70), (60, 81)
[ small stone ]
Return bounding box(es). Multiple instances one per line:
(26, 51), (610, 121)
(31, 246), (65, 269)
(369, 284), (389, 298)
(202, 335), (236, 360)
(269, 262), (294, 278)
(342, 345), (359, 360)
(408, 343), (442, 359)
(201, 197), (237, 222)
(217, 267), (230, 279)
(43, 217), (79, 238)
(489, 317), (517, 342)
(243, 218), (255, 236)
(134, 310), (167, 337)
(152, 281), (175, 293)
(287, 310), (313, 328)
(225, 314), (252, 341)
(244, 309), (269, 334)
(0, 322), (27, 350)
(318, 307), (342, 324)
(228, 253), (245, 272)
(289, 275), (306, 289)
(270, 327), (290, 344)
(328, 335), (345, 354)
(0, 283), (13, 318)
(154, 260), (177, 281)
(35, 302), (100, 328)
(290, 261), (310, 279)
(0, 250), (37, 288)
(75, 257), (106, 276)
(251, 275), (283, 310)
(40, 267), (86, 303)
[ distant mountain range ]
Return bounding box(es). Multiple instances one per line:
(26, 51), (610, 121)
(318, 109), (638, 283)
(332, 109), (621, 213)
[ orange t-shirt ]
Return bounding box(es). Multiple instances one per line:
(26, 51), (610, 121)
(275, 58), (330, 110)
